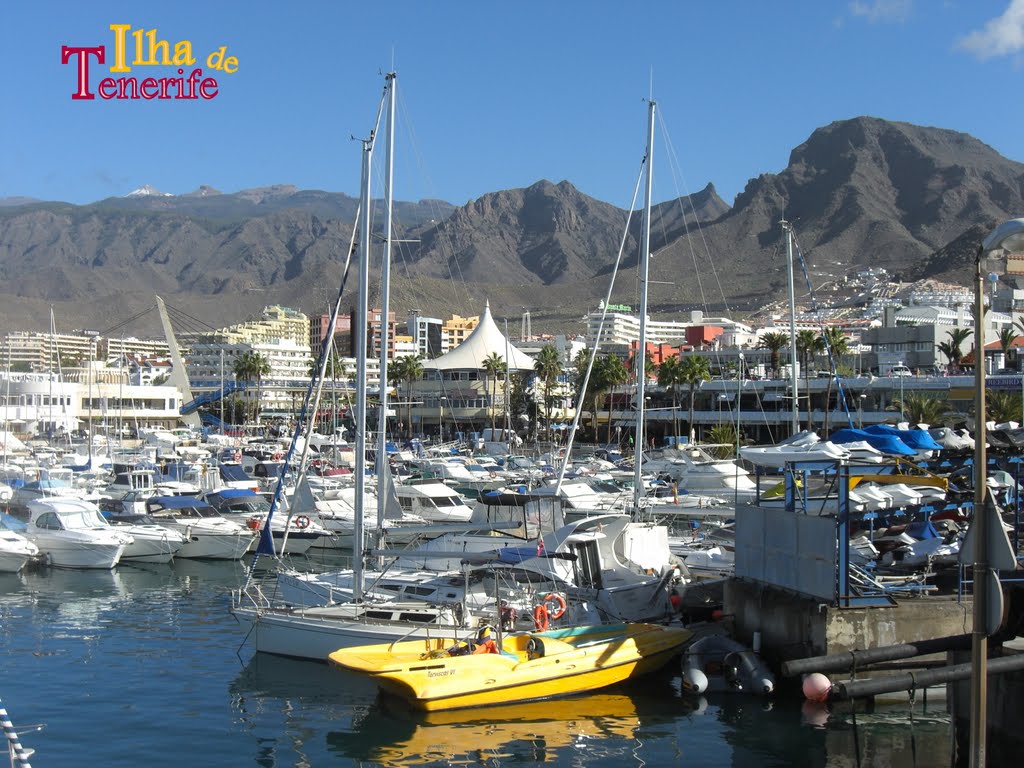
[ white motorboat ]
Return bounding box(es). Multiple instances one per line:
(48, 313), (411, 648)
(142, 495), (255, 560)
(23, 497), (132, 569)
(104, 516), (188, 564)
(0, 511), (40, 572)
(203, 488), (326, 555)
(394, 480), (474, 523)
(646, 444), (760, 502)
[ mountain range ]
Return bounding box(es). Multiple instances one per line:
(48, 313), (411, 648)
(1, 115), (1022, 339)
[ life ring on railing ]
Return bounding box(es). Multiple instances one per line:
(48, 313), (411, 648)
(533, 604), (550, 631)
(272, 452), (284, 461)
(246, 517), (262, 531)
(542, 593), (567, 620)
(293, 515), (311, 530)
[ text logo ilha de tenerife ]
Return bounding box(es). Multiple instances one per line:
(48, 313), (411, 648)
(61, 24), (238, 101)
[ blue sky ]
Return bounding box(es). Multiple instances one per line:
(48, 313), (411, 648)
(4, 1), (1024, 210)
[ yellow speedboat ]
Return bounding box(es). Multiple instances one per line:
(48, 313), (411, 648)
(329, 622), (691, 712)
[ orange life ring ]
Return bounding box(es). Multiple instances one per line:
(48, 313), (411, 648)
(533, 604), (550, 631)
(293, 515), (311, 530)
(273, 452), (284, 461)
(246, 517), (261, 531)
(542, 593), (567, 620)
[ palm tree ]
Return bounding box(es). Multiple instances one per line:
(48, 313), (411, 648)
(821, 327), (850, 435)
(627, 348), (656, 384)
(986, 390), (1022, 425)
(759, 332), (789, 379)
(657, 355), (685, 441)
(233, 350), (270, 425)
(678, 355), (711, 443)
(936, 327), (973, 373)
(596, 354), (629, 445)
(481, 352), (507, 435)
(888, 393), (955, 427)
(999, 326), (1019, 371)
(706, 423), (738, 459)
(389, 354), (423, 440)
(533, 345), (562, 440)
(795, 330), (824, 425)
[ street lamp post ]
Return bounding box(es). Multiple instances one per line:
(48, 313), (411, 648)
(969, 218), (1024, 768)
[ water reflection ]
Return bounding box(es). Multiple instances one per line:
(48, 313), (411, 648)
(328, 685), (706, 767)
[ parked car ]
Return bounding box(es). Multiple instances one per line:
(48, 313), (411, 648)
(890, 365), (913, 377)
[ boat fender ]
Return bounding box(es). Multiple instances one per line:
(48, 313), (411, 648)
(735, 650), (775, 696)
(681, 667), (709, 695)
(542, 593), (567, 620)
(293, 515), (311, 530)
(526, 637), (545, 660)
(533, 604), (550, 631)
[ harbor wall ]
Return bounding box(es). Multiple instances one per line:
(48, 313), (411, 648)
(724, 578), (973, 663)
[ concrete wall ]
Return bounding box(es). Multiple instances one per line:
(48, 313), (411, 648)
(726, 578), (974, 662)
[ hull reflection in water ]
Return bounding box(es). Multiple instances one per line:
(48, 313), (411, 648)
(331, 686), (704, 767)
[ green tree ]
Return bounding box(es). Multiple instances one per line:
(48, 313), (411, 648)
(627, 347), (656, 383)
(796, 330), (824, 422)
(481, 352), (508, 435)
(679, 355), (711, 443)
(759, 332), (790, 379)
(999, 326), (1019, 370)
(706, 423), (739, 459)
(233, 351), (271, 424)
(657, 355), (685, 441)
(821, 327), (850, 435)
(595, 354), (629, 444)
(389, 354), (423, 440)
(888, 393), (955, 427)
(986, 390), (1022, 425)
(936, 327), (973, 373)
(533, 345), (562, 440)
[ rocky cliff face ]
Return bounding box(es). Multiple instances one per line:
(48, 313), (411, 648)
(0, 116), (1021, 334)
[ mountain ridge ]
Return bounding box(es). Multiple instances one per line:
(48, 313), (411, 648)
(1, 116), (1022, 337)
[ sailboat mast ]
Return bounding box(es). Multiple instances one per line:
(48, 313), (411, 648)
(632, 99), (655, 514)
(375, 72), (396, 544)
(353, 133), (374, 602)
(782, 220), (800, 436)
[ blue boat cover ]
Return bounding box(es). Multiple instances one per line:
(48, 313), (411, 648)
(907, 520), (940, 539)
(864, 425), (943, 451)
(205, 488), (259, 499)
(144, 495), (214, 510)
(829, 428), (918, 456)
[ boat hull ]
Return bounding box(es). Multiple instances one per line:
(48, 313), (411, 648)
(232, 600), (466, 661)
(330, 623), (690, 711)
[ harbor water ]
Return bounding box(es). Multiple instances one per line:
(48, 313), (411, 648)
(0, 558), (956, 767)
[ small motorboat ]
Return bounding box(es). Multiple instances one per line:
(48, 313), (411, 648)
(329, 622), (692, 712)
(681, 633), (775, 696)
(0, 511), (40, 572)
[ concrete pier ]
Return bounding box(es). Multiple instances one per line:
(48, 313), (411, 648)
(725, 579), (974, 663)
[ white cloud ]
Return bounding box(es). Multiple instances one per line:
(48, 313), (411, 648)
(849, 0), (912, 23)
(958, 0), (1024, 59)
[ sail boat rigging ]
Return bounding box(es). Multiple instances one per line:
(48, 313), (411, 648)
(631, 98), (655, 516)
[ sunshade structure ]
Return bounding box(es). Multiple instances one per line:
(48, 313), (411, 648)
(421, 302), (535, 372)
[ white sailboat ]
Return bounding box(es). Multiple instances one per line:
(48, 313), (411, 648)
(233, 74), (482, 658)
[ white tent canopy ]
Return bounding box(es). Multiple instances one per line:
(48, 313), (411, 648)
(422, 302), (536, 371)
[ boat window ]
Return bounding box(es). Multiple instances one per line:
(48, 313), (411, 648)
(35, 512), (64, 531)
(60, 507), (110, 530)
(573, 539), (603, 589)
